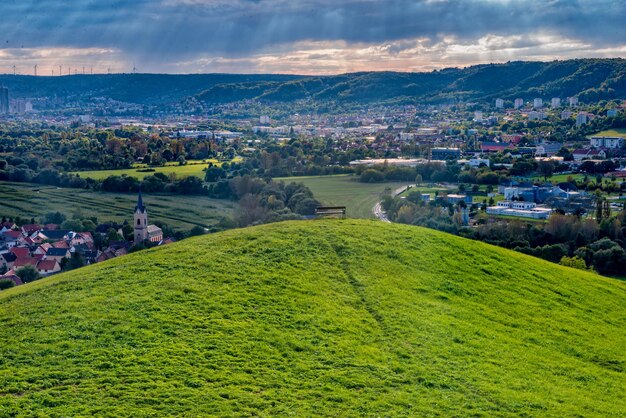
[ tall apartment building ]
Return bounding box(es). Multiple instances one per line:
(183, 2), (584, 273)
(551, 97), (561, 107)
(514, 98), (524, 109)
(0, 87), (9, 114)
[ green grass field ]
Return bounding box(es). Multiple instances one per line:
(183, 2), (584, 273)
(526, 173), (589, 183)
(0, 181), (234, 230)
(276, 175), (411, 218)
(589, 128), (626, 138)
(0, 220), (624, 415)
(70, 160), (214, 180)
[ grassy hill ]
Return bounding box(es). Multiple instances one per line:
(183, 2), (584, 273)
(0, 220), (624, 416)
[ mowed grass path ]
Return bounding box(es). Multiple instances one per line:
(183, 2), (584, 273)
(0, 181), (234, 230)
(0, 220), (624, 416)
(70, 160), (213, 180)
(276, 175), (411, 218)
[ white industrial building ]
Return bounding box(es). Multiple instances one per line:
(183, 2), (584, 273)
(486, 201), (552, 219)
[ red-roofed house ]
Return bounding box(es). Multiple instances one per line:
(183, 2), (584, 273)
(0, 272), (23, 286)
(11, 247), (30, 258)
(1, 230), (21, 248)
(29, 232), (48, 244)
(34, 243), (53, 256)
(21, 224), (41, 235)
(71, 232), (94, 246)
(0, 222), (16, 233)
(13, 257), (39, 269)
(4, 230), (22, 240)
(37, 259), (61, 276)
(53, 241), (70, 249)
(481, 142), (514, 153)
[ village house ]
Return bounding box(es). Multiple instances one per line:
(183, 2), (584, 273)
(44, 247), (71, 263)
(37, 259), (61, 276)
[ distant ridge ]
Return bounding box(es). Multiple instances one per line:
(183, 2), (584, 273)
(0, 220), (624, 415)
(0, 59), (625, 106)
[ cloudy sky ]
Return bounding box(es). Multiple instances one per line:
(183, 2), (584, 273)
(1, 0), (625, 75)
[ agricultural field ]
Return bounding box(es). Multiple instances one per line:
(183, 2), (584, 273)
(69, 159), (223, 180)
(276, 174), (411, 218)
(0, 220), (624, 416)
(0, 181), (234, 230)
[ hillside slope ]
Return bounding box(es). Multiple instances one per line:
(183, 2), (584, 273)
(2, 59), (625, 106)
(0, 220), (624, 416)
(196, 59), (626, 104)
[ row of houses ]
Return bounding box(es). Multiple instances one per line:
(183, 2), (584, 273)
(0, 223), (96, 285)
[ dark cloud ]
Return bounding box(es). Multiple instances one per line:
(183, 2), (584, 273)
(0, 0), (625, 72)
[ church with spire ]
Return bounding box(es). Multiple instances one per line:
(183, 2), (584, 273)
(134, 189), (163, 245)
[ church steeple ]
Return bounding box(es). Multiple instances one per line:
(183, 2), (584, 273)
(134, 187), (148, 245)
(135, 187), (146, 213)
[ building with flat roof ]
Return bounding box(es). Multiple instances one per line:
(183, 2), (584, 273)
(431, 148), (461, 161)
(590, 136), (623, 149)
(445, 194), (473, 205)
(487, 201), (552, 219)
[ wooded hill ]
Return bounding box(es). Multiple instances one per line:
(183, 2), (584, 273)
(1, 59), (625, 106)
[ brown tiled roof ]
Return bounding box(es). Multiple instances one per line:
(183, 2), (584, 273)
(37, 259), (59, 271)
(11, 247), (30, 258)
(13, 257), (39, 268)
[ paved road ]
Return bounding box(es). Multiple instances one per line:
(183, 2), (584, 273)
(372, 184), (414, 222)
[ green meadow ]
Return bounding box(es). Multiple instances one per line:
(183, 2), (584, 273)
(589, 127), (626, 138)
(0, 181), (234, 230)
(0, 220), (624, 416)
(276, 174), (411, 218)
(69, 160), (214, 180)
